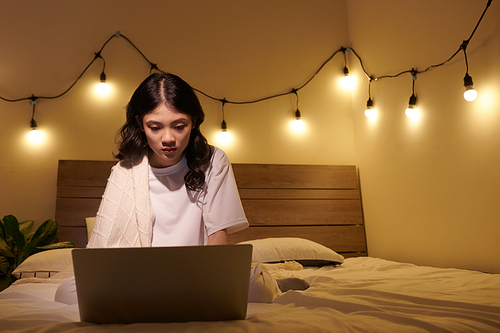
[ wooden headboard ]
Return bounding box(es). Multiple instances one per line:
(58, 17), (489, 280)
(55, 161), (367, 258)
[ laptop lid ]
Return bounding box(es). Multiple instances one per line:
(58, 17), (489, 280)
(72, 244), (252, 324)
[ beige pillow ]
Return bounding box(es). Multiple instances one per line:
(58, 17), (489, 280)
(238, 237), (344, 266)
(12, 248), (74, 279)
(85, 217), (96, 242)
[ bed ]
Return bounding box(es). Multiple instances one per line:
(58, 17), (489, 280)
(1, 161), (499, 332)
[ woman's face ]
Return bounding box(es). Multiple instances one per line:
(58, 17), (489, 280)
(137, 103), (193, 168)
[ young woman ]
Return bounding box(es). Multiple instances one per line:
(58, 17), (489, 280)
(87, 73), (248, 248)
(55, 73), (295, 305)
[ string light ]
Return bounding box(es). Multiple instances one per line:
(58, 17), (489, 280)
(461, 41), (477, 102)
(27, 98), (44, 143)
(29, 97), (38, 130)
(405, 94), (419, 118)
(94, 52), (111, 96)
(365, 98), (376, 118)
(463, 73), (477, 102)
(0, 1), (494, 138)
(290, 89), (305, 133)
(364, 78), (377, 118)
(340, 47), (353, 89)
(405, 72), (419, 119)
(216, 99), (232, 145)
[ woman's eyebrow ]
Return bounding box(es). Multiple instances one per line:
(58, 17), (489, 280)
(145, 120), (163, 125)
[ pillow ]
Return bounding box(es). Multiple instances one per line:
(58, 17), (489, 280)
(12, 248), (74, 279)
(238, 237), (344, 266)
(86, 217), (96, 242)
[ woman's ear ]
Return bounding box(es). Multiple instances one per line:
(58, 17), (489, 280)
(135, 115), (144, 131)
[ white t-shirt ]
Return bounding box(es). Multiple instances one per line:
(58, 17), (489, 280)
(149, 147), (248, 246)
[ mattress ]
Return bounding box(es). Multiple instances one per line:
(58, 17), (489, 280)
(1, 256), (499, 332)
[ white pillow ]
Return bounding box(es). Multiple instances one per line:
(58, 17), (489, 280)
(12, 248), (74, 279)
(238, 237), (344, 266)
(86, 217), (96, 242)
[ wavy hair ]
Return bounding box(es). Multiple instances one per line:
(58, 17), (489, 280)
(115, 73), (212, 191)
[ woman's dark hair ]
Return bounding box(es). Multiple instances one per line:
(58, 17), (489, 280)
(115, 72), (212, 191)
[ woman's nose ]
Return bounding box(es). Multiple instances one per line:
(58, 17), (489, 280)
(161, 129), (175, 144)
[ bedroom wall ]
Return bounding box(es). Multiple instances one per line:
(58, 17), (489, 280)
(3, 1), (498, 274)
(346, 0), (500, 273)
(0, 2), (353, 226)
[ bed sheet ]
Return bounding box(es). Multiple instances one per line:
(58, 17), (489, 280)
(1, 257), (499, 333)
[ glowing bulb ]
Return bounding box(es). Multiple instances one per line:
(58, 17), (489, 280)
(95, 72), (111, 96)
(364, 98), (376, 118)
(28, 129), (44, 144)
(340, 66), (352, 89)
(463, 73), (477, 102)
(216, 120), (232, 145)
(290, 109), (305, 133)
(95, 82), (111, 96)
(364, 109), (376, 118)
(405, 94), (419, 118)
(464, 87), (477, 102)
(405, 106), (420, 118)
(290, 119), (305, 133)
(216, 130), (232, 145)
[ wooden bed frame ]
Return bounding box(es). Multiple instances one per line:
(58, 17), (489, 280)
(55, 160), (367, 258)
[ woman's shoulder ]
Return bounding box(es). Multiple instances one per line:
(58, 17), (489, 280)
(209, 146), (230, 165)
(114, 149), (148, 171)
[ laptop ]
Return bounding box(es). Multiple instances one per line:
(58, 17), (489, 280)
(72, 244), (252, 324)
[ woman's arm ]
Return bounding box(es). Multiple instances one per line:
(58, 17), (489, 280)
(207, 229), (228, 245)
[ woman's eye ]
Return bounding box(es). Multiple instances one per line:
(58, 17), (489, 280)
(149, 126), (160, 131)
(175, 125), (186, 130)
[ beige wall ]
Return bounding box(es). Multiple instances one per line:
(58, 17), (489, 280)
(346, 0), (500, 273)
(1, 1), (499, 273)
(0, 2), (352, 226)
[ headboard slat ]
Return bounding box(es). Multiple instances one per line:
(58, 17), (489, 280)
(239, 188), (360, 200)
(232, 164), (358, 189)
(241, 200), (363, 225)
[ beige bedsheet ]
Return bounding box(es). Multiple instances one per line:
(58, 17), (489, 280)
(1, 257), (499, 332)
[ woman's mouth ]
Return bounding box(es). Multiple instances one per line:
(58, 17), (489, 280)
(162, 147), (176, 154)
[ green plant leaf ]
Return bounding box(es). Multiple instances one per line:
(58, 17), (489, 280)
(0, 273), (17, 292)
(0, 238), (15, 259)
(0, 220), (7, 241)
(29, 219), (58, 248)
(19, 220), (34, 237)
(3, 215), (25, 251)
(25, 241), (76, 256)
(0, 256), (10, 275)
(36, 242), (76, 251)
(26, 231), (35, 243)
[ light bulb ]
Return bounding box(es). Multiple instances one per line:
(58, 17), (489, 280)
(464, 88), (477, 102)
(405, 106), (419, 118)
(290, 109), (305, 133)
(95, 72), (111, 96)
(291, 119), (305, 133)
(405, 94), (419, 118)
(216, 122), (232, 145)
(28, 128), (44, 144)
(364, 98), (376, 118)
(463, 74), (477, 101)
(340, 66), (352, 89)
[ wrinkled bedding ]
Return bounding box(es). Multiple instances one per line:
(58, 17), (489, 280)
(1, 257), (499, 332)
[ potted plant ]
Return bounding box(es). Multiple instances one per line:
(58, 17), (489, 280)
(0, 215), (75, 291)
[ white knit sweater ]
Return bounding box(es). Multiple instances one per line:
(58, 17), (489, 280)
(87, 150), (154, 248)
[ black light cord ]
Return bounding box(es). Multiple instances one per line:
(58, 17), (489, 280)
(0, 34), (115, 103)
(0, 0), (494, 112)
(361, 0), (492, 82)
